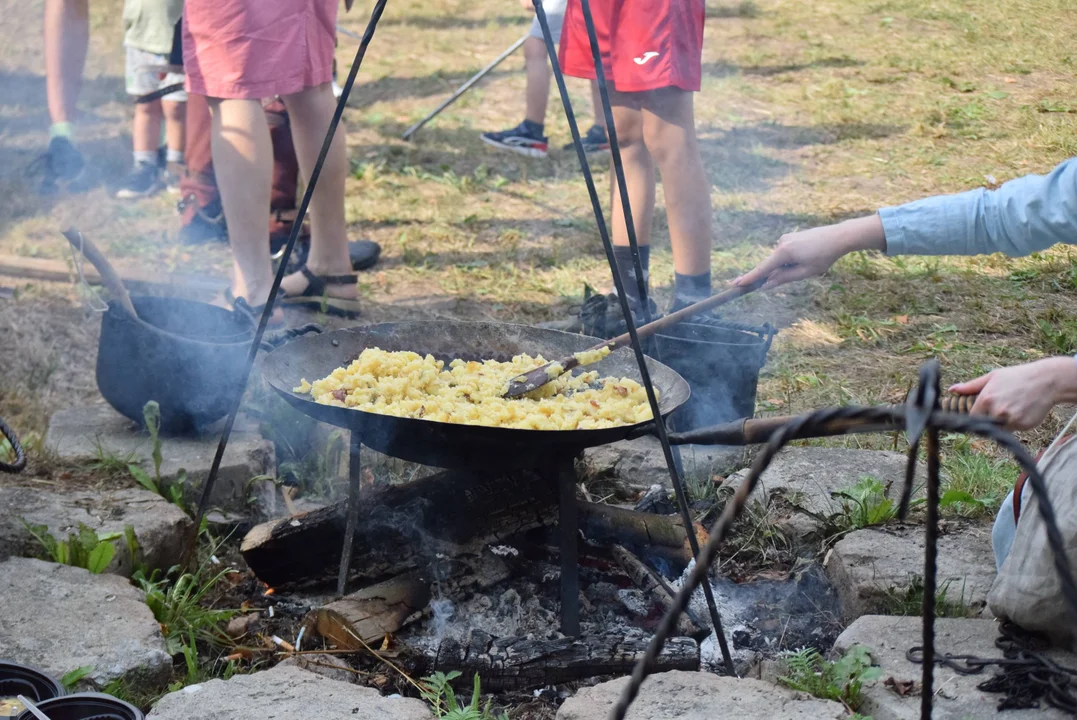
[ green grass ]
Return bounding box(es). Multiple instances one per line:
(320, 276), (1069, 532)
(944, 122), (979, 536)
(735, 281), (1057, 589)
(940, 437), (1019, 516)
(881, 574), (977, 618)
(4, 0), (1076, 479)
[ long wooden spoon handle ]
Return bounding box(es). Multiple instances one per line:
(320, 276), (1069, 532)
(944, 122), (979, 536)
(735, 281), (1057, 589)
(61, 227), (139, 320)
(604, 278), (766, 353)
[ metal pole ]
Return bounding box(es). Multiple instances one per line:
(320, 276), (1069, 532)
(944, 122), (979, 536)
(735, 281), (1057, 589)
(337, 432), (365, 596)
(401, 35), (528, 140)
(558, 456), (581, 636)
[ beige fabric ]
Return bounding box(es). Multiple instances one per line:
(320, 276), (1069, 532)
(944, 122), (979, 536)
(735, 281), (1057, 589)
(123, 0), (183, 56)
(987, 438), (1077, 644)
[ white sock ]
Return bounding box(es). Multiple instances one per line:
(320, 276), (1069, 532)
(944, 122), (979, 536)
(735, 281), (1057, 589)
(166, 148), (185, 165)
(133, 150), (157, 166)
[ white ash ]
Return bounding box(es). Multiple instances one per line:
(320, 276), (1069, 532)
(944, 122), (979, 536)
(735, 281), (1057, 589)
(399, 560), (658, 655)
(489, 545), (520, 557)
(671, 561), (842, 672)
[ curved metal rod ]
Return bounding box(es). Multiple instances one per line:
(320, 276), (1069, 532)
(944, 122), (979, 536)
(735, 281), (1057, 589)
(0, 417), (26, 474)
(609, 370), (1077, 720)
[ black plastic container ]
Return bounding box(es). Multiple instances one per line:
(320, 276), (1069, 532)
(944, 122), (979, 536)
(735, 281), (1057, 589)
(96, 295), (254, 435)
(649, 318), (775, 431)
(14, 693), (143, 720)
(0, 662), (63, 717)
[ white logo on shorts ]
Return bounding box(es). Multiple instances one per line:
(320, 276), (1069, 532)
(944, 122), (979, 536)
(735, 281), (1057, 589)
(634, 51), (660, 65)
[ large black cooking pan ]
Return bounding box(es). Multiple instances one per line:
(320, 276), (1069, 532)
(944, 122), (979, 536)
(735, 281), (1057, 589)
(261, 321), (691, 470)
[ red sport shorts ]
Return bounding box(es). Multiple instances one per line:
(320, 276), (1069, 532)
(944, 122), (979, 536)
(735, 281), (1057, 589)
(558, 0), (704, 93)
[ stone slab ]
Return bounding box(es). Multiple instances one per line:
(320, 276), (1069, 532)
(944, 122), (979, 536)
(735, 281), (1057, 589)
(722, 447), (915, 537)
(0, 557), (171, 689)
(581, 435), (743, 497)
(147, 663), (432, 720)
(825, 524), (996, 620)
(0, 484), (192, 575)
(834, 615), (1075, 719)
(557, 670), (845, 720)
(45, 403), (274, 513)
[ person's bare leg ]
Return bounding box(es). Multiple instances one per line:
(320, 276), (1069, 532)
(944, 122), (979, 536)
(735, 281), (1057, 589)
(609, 92), (654, 251)
(208, 98), (273, 304)
(640, 88), (711, 276)
(279, 82), (354, 298)
(44, 0), (89, 127)
(162, 100), (186, 155)
(589, 80), (606, 130)
(523, 36), (551, 125)
(132, 101), (163, 154)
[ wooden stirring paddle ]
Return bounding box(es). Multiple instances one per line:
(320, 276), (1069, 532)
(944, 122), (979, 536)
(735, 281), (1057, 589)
(503, 278), (765, 399)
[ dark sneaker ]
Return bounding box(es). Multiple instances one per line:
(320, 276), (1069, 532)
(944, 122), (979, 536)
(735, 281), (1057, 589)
(178, 194), (228, 245)
(541, 291), (658, 339)
(114, 161), (163, 199)
(28, 137), (87, 195)
(564, 124), (610, 153)
(481, 122), (549, 158)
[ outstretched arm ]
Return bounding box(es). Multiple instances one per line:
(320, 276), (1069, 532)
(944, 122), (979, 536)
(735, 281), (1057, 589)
(734, 157), (1077, 289)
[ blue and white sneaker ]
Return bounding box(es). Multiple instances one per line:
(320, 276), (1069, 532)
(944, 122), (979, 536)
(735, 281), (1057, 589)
(481, 122), (549, 158)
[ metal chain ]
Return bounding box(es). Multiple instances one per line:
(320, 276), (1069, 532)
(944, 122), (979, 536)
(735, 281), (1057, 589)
(908, 621), (1077, 713)
(0, 417), (25, 474)
(610, 361), (1077, 720)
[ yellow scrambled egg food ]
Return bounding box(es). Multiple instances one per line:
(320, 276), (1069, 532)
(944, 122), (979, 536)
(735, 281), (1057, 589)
(293, 348), (654, 430)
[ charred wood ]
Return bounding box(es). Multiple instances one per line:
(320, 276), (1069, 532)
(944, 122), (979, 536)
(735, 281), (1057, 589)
(417, 632), (699, 691)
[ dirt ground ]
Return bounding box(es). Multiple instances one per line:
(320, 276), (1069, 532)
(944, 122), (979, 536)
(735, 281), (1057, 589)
(4, 0), (1077, 497)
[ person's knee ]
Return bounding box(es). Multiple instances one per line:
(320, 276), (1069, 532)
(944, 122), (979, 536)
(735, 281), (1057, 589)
(162, 101), (185, 122)
(523, 37), (547, 64)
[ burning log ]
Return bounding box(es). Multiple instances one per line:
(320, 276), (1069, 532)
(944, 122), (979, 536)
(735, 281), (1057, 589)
(241, 469), (557, 587)
(611, 545), (704, 638)
(241, 470), (706, 588)
(307, 571), (432, 648)
(420, 632), (699, 691)
(578, 501), (706, 567)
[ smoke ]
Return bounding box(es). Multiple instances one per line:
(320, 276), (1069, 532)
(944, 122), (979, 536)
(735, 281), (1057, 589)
(429, 597), (456, 645)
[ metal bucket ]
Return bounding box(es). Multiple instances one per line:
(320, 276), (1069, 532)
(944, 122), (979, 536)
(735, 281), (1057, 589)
(649, 319), (775, 431)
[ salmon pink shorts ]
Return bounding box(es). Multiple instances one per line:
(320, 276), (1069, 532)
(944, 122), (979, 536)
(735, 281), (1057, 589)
(183, 0), (337, 100)
(558, 0), (704, 93)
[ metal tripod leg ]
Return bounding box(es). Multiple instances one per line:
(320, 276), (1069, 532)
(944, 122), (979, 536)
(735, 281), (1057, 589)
(337, 431), (363, 596)
(557, 457), (581, 636)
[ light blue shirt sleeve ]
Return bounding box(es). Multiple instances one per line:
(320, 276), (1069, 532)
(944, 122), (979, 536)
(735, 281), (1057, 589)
(879, 156), (1077, 257)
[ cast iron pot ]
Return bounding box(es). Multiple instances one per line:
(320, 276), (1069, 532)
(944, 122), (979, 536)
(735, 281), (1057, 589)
(96, 295), (253, 435)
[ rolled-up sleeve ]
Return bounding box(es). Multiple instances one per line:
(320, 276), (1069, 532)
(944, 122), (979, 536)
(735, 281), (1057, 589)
(879, 157), (1077, 257)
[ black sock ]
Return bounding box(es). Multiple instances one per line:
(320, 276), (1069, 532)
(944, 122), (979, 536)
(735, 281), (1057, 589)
(673, 271), (711, 308)
(522, 119), (544, 137)
(613, 245), (649, 305)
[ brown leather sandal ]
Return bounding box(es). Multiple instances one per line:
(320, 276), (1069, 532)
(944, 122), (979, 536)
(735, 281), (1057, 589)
(281, 266), (362, 319)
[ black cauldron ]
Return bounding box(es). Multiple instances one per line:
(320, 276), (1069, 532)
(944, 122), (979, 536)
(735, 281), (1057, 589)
(96, 295), (253, 435)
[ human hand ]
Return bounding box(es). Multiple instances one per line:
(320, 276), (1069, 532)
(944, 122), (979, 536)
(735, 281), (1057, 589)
(520, 0), (535, 12)
(951, 357), (1077, 430)
(732, 215), (887, 290)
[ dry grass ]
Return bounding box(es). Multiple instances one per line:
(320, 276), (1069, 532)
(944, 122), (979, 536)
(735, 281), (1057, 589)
(2, 0), (1076, 478)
